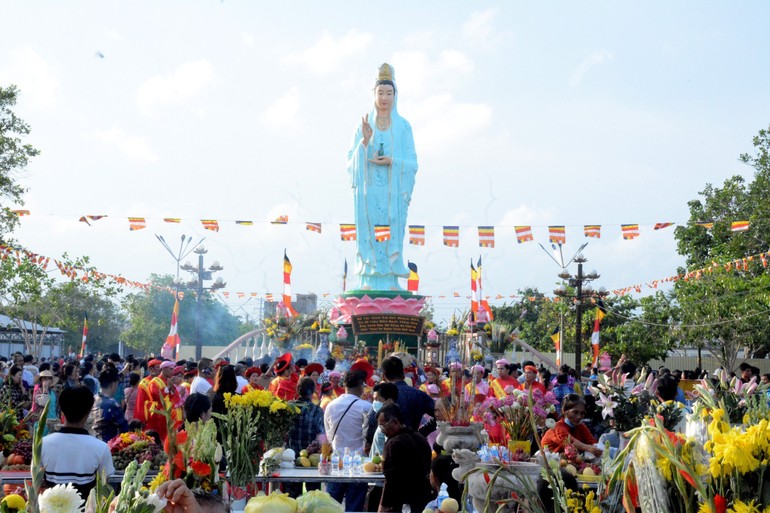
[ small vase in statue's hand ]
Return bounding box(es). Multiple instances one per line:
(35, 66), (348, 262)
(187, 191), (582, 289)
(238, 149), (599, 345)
(377, 142), (384, 157)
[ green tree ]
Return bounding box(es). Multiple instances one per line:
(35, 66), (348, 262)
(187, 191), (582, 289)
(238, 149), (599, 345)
(121, 274), (242, 355)
(608, 292), (679, 366)
(45, 282), (126, 355)
(0, 252), (119, 357)
(673, 125), (770, 366)
(0, 85), (38, 238)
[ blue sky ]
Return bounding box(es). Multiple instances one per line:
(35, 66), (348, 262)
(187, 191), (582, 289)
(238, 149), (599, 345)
(1, 1), (769, 325)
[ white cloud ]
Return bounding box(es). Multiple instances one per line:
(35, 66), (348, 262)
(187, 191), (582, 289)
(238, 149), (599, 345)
(569, 51), (614, 87)
(1, 47), (59, 111)
(391, 50), (474, 96)
(498, 205), (549, 227)
(292, 30), (373, 75)
(405, 92), (492, 153)
(136, 60), (214, 114)
(261, 87), (301, 129)
(83, 126), (158, 162)
(462, 8), (499, 46)
(242, 33), (255, 49)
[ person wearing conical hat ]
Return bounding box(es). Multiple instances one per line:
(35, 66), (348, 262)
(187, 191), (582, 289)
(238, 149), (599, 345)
(269, 353), (298, 401)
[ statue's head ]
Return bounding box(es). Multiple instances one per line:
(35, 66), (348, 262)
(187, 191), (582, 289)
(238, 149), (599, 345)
(374, 63), (396, 91)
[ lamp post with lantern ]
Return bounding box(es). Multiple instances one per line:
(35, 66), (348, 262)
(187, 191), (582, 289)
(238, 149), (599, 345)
(552, 253), (608, 374)
(181, 245), (226, 360)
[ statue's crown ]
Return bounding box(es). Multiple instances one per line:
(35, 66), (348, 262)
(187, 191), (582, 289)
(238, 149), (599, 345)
(378, 63), (393, 81)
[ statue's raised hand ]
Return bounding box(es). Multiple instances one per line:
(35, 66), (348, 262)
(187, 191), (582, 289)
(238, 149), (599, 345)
(362, 114), (373, 146)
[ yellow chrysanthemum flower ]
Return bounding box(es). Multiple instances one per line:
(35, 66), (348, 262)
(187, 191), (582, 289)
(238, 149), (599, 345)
(2, 494), (26, 510)
(728, 499), (761, 513)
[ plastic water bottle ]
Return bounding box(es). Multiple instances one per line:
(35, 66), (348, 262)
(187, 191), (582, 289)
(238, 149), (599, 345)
(331, 450), (340, 476)
(352, 451), (363, 475)
(437, 483), (449, 509)
(343, 447), (352, 476)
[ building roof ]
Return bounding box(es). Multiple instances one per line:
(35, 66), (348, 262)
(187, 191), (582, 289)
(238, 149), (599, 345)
(0, 314), (65, 334)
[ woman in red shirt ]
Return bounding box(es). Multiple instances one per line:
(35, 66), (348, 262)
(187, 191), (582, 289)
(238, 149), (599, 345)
(541, 394), (602, 457)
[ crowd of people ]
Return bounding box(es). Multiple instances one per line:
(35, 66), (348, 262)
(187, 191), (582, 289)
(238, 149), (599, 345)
(1, 349), (768, 513)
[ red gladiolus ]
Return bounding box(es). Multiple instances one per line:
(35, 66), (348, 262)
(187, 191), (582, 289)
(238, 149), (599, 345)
(713, 495), (727, 513)
(678, 469), (696, 487)
(190, 460), (212, 477)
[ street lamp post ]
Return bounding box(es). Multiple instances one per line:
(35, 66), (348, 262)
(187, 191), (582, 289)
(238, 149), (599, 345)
(553, 253), (607, 374)
(181, 245), (226, 360)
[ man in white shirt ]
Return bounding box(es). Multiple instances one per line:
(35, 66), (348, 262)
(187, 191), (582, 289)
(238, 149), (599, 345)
(42, 385), (115, 499)
(323, 369), (372, 512)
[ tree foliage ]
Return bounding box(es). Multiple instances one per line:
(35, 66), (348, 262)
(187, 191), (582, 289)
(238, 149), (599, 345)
(0, 252), (120, 357)
(0, 85), (38, 238)
(673, 124), (770, 365)
(121, 274), (242, 355)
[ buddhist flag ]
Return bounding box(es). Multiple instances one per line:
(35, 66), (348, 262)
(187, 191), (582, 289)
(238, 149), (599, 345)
(551, 326), (561, 366)
(128, 217), (146, 231)
(409, 225), (425, 245)
(340, 224), (356, 241)
(343, 259), (348, 292)
(78, 216), (91, 226)
(306, 222), (322, 233)
(374, 224), (391, 242)
(88, 215), (107, 222)
(654, 222), (674, 230)
(549, 226), (566, 245)
(478, 226), (495, 248)
(162, 295), (182, 360)
(407, 261), (419, 292)
(272, 215), (289, 224)
(164, 218), (181, 223)
(201, 219), (219, 232)
(696, 222), (714, 229)
(584, 225), (601, 238)
(443, 226), (460, 247)
(79, 314), (88, 358)
(591, 301), (606, 369)
(731, 220), (750, 232)
(282, 250), (298, 317)
(515, 226), (533, 243)
(235, 220), (254, 226)
(11, 209), (30, 216)
(265, 293), (274, 302)
(621, 224), (640, 240)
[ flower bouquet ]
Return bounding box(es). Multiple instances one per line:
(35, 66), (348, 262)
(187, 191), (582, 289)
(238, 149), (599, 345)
(108, 431), (167, 471)
(212, 389), (299, 489)
(691, 371), (765, 424)
(591, 368), (657, 432)
(482, 388), (557, 442)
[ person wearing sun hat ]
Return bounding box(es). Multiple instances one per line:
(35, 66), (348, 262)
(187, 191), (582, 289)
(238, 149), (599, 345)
(269, 353), (298, 401)
(350, 357), (375, 401)
(133, 358), (162, 427)
(303, 362), (325, 403)
(241, 366), (263, 394)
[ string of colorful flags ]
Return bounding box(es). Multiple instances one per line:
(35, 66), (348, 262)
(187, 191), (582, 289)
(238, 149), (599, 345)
(2, 234), (768, 302)
(10, 210), (753, 247)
